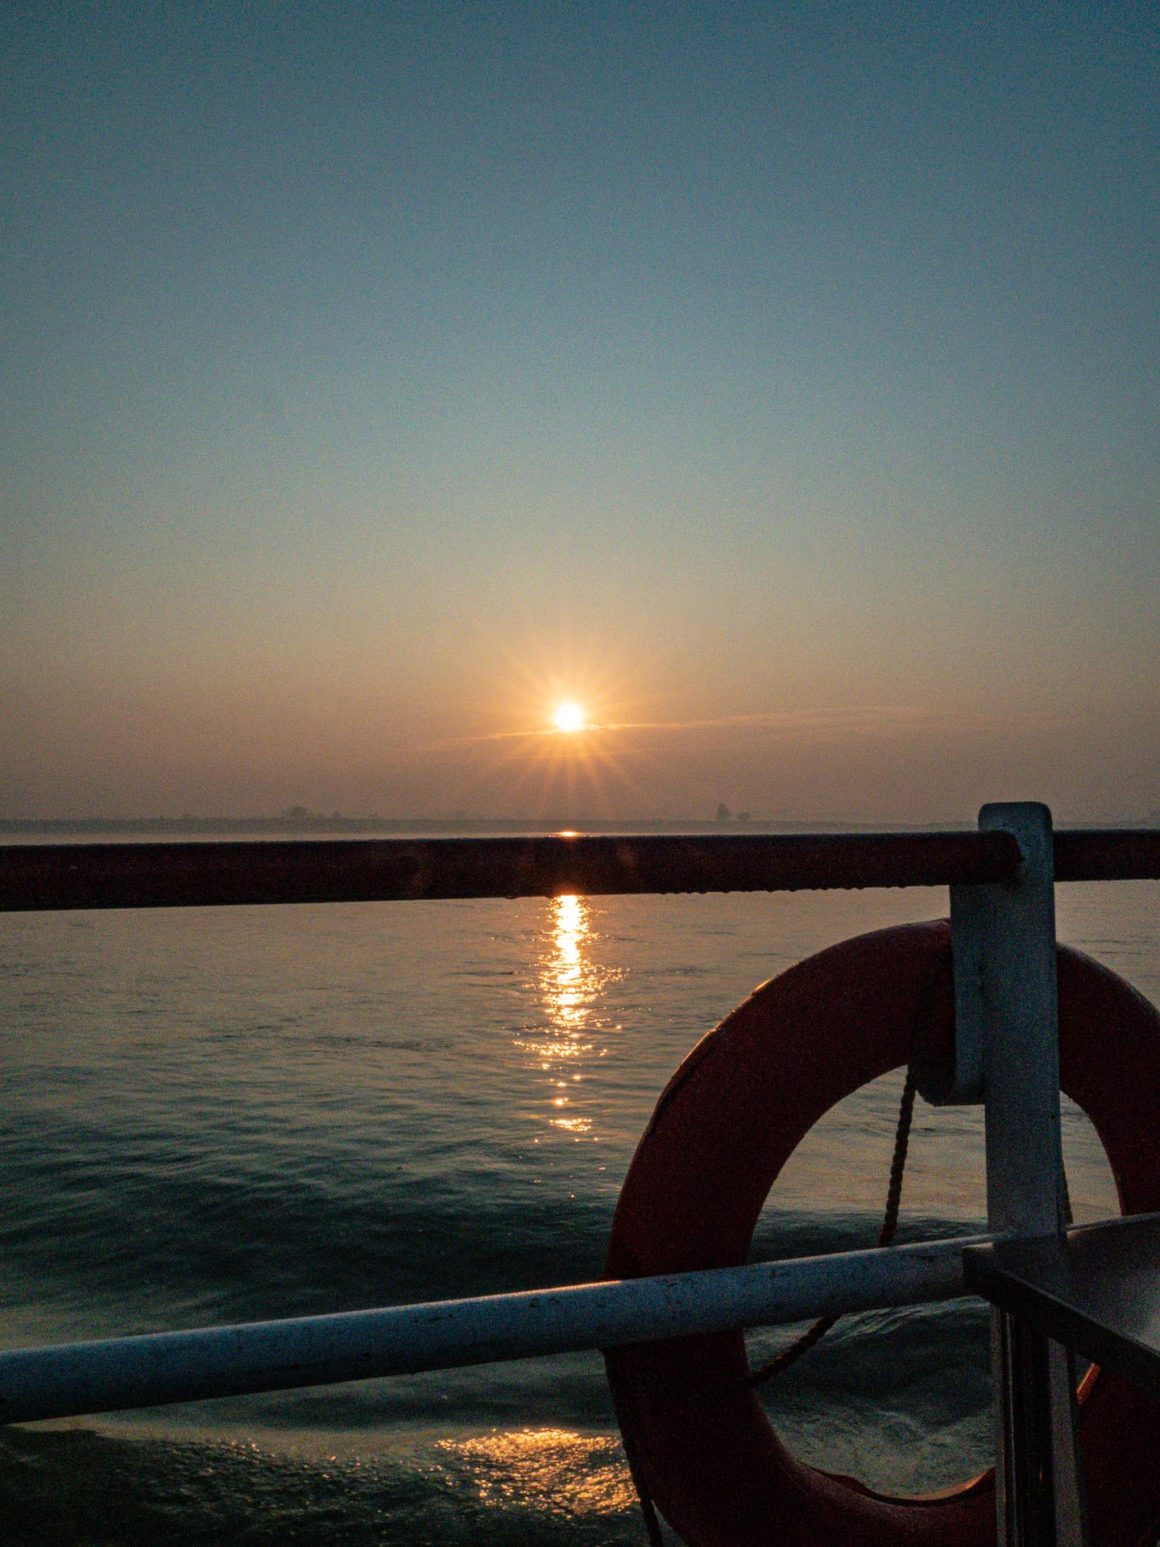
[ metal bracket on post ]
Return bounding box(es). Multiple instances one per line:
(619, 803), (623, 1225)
(911, 835), (996, 1107)
(951, 803), (1086, 1547)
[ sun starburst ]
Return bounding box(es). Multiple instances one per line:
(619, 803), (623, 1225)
(553, 701), (586, 733)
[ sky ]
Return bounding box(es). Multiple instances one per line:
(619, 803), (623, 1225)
(3, 1), (1157, 823)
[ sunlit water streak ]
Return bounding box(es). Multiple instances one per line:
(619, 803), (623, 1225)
(0, 870), (1156, 1542)
(520, 894), (625, 1139)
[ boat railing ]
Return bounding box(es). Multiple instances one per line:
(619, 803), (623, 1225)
(3, 805), (1159, 1545)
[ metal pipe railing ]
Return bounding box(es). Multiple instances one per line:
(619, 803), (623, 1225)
(0, 1234), (982, 1425)
(1051, 828), (1160, 882)
(2, 829), (1156, 913)
(0, 830), (1018, 910)
(3, 814), (1157, 1455)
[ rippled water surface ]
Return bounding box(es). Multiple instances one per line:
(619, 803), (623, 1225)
(2, 853), (1157, 1543)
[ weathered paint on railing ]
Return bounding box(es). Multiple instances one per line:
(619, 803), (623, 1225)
(0, 1234), (982, 1425)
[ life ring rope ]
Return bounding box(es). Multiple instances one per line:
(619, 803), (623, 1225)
(749, 1058), (919, 1388)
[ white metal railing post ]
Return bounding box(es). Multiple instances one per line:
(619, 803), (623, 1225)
(951, 803), (1086, 1547)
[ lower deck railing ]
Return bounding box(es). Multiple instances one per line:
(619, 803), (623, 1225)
(0, 1234), (979, 1424)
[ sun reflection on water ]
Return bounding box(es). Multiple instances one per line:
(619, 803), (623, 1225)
(547, 894), (586, 1028)
(515, 894), (622, 1140)
(436, 1427), (635, 1517)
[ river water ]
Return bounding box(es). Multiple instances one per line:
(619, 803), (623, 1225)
(2, 843), (1157, 1543)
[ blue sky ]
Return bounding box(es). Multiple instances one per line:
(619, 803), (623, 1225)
(3, 2), (1157, 820)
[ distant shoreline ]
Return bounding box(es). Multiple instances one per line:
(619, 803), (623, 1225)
(6, 815), (1146, 837)
(0, 814), (873, 837)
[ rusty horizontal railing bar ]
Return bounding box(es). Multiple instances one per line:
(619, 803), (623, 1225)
(1, 830), (1156, 913)
(1052, 829), (1160, 882)
(0, 831), (1026, 911)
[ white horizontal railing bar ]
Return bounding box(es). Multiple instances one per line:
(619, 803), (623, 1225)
(0, 1234), (986, 1424)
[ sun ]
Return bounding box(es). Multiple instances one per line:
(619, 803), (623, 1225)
(552, 701), (587, 733)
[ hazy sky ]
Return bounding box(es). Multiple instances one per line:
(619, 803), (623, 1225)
(4, 2), (1157, 822)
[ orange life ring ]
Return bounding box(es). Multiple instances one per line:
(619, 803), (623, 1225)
(605, 920), (1160, 1546)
